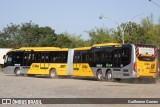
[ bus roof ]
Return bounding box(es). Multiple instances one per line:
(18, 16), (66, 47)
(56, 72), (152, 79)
(13, 47), (68, 52)
(74, 47), (91, 50)
(92, 43), (121, 47)
(134, 44), (156, 47)
(32, 48), (68, 52)
(74, 43), (121, 51)
(19, 47), (60, 50)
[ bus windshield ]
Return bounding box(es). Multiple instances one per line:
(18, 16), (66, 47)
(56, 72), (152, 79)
(4, 52), (13, 67)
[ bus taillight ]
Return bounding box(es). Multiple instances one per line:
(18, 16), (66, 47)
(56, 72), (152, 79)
(133, 62), (137, 72)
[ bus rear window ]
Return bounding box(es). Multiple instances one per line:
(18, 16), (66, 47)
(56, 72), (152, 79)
(136, 45), (156, 61)
(138, 56), (155, 61)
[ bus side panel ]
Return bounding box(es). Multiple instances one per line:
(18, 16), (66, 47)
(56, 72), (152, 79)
(54, 63), (68, 76)
(27, 63), (68, 75)
(3, 66), (16, 74)
(72, 63), (94, 77)
(21, 66), (30, 74)
(116, 44), (136, 79)
(27, 63), (49, 75)
(90, 67), (107, 78)
(3, 66), (29, 75)
(112, 65), (134, 79)
(90, 66), (134, 79)
(111, 44), (136, 79)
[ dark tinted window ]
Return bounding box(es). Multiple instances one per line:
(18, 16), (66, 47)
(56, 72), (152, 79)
(138, 56), (155, 61)
(121, 47), (131, 67)
(23, 52), (33, 66)
(13, 51), (24, 65)
(50, 51), (68, 63)
(4, 52), (14, 67)
(74, 51), (82, 63)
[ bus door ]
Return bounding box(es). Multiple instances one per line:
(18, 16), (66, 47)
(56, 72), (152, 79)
(40, 52), (49, 72)
(22, 51), (32, 74)
(12, 51), (24, 74)
(73, 51), (81, 76)
(45, 52), (50, 69)
(3, 51), (14, 74)
(113, 48), (122, 71)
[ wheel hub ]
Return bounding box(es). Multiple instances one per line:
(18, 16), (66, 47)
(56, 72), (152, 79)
(98, 72), (103, 79)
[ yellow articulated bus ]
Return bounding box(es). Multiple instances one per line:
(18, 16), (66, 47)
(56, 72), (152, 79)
(3, 43), (158, 81)
(3, 47), (69, 77)
(72, 43), (158, 81)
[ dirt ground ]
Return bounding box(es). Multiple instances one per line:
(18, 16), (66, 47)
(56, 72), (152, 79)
(0, 69), (160, 107)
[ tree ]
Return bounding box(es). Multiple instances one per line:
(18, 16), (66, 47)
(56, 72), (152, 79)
(147, 24), (160, 46)
(87, 27), (114, 45)
(0, 22), (57, 48)
(68, 34), (85, 47)
(0, 23), (20, 48)
(113, 22), (148, 44)
(54, 32), (85, 48)
(54, 33), (72, 48)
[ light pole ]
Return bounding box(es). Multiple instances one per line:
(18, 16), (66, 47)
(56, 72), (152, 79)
(99, 13), (144, 44)
(149, 0), (160, 8)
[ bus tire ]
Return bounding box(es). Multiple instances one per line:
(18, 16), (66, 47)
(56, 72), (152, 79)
(105, 70), (113, 82)
(49, 69), (57, 78)
(14, 68), (21, 76)
(96, 70), (104, 81)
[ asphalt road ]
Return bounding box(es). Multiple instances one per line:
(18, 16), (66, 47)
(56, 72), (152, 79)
(0, 69), (160, 107)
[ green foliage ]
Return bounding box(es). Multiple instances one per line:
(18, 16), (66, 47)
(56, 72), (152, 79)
(54, 33), (72, 48)
(0, 22), (57, 48)
(147, 24), (160, 46)
(55, 33), (85, 48)
(1, 16), (160, 48)
(87, 27), (115, 45)
(124, 22), (146, 44)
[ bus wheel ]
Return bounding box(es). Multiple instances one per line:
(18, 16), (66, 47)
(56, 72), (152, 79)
(105, 70), (113, 82)
(96, 70), (104, 81)
(49, 69), (57, 78)
(14, 68), (21, 76)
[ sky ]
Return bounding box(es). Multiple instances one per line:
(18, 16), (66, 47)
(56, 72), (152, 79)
(0, 0), (160, 40)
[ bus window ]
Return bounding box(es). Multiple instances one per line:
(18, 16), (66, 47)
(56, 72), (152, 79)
(33, 52), (41, 63)
(74, 51), (82, 63)
(45, 52), (50, 63)
(87, 50), (94, 62)
(13, 52), (24, 65)
(61, 51), (68, 63)
(5, 52), (13, 64)
(121, 47), (131, 66)
(41, 52), (45, 63)
(113, 48), (121, 67)
(94, 48), (104, 62)
(82, 50), (88, 62)
(104, 47), (113, 63)
(23, 52), (33, 66)
(50, 51), (68, 63)
(137, 47), (155, 61)
(138, 56), (155, 61)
